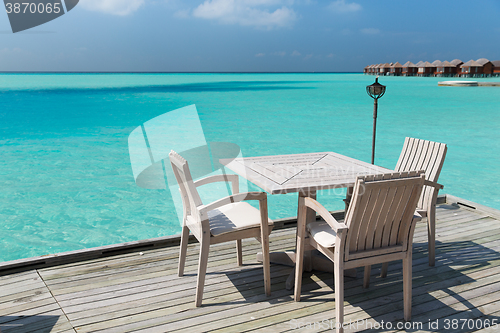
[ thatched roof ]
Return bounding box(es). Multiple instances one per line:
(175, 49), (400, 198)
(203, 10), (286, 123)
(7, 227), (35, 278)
(381, 63), (392, 68)
(402, 61), (417, 67)
(491, 60), (500, 67)
(476, 58), (491, 65)
(420, 61), (434, 67)
(450, 59), (463, 66)
(461, 59), (482, 67)
(391, 62), (403, 68)
(415, 61), (424, 67)
(441, 60), (454, 67)
(432, 60), (442, 66)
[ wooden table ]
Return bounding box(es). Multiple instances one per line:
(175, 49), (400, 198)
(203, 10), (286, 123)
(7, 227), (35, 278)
(221, 152), (391, 288)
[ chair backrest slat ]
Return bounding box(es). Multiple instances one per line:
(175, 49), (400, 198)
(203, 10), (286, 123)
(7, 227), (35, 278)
(367, 173), (398, 250)
(344, 171), (424, 260)
(398, 182), (424, 251)
(378, 185), (400, 248)
(169, 151), (203, 227)
(346, 178), (370, 254)
(395, 137), (416, 171)
(395, 137), (447, 209)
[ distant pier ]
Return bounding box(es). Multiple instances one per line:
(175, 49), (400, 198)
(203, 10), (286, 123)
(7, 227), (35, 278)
(438, 81), (500, 86)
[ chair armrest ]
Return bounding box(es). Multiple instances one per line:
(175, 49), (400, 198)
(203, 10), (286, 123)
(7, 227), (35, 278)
(424, 179), (444, 190)
(199, 192), (267, 215)
(304, 197), (348, 234)
(194, 174), (239, 194)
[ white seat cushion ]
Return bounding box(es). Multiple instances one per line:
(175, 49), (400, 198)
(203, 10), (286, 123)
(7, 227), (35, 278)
(208, 202), (273, 237)
(307, 221), (337, 248)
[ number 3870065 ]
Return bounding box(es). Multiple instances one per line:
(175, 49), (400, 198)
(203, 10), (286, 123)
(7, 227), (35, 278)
(5, 2), (61, 14)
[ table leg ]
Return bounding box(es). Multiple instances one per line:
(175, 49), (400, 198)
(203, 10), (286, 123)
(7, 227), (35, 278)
(256, 190), (315, 267)
(302, 190), (316, 273)
(257, 190), (356, 291)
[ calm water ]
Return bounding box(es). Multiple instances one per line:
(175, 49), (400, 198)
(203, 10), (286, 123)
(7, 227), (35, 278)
(1, 73), (499, 262)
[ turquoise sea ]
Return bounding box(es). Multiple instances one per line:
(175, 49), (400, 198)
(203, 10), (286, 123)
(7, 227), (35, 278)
(1, 73), (499, 262)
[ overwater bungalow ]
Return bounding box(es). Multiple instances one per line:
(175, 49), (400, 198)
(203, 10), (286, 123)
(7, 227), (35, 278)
(459, 59), (483, 77)
(368, 64), (376, 75)
(402, 61), (417, 76)
(450, 59), (464, 76)
(493, 60), (500, 77)
(364, 64), (370, 74)
(364, 64), (377, 74)
(389, 62), (403, 76)
(379, 63), (392, 75)
(476, 58), (494, 76)
(417, 61), (435, 77)
(435, 61), (455, 77)
(432, 60), (442, 76)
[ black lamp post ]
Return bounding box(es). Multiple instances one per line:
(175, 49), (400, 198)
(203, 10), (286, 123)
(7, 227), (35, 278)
(366, 76), (386, 164)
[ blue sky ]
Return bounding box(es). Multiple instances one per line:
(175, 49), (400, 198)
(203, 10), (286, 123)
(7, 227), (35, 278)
(1, 0), (500, 72)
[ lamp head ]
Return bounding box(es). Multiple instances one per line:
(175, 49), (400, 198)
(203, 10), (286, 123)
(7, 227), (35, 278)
(366, 76), (386, 100)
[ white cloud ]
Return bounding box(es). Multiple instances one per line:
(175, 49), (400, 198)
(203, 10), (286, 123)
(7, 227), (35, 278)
(328, 0), (361, 13)
(80, 0), (145, 16)
(291, 50), (301, 56)
(255, 53), (265, 57)
(304, 53), (313, 60)
(192, 0), (297, 29)
(360, 28), (380, 34)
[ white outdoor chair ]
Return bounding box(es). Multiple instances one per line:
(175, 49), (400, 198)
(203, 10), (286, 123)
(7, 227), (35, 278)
(345, 137), (446, 271)
(169, 150), (273, 307)
(392, 137), (447, 267)
(295, 172), (425, 333)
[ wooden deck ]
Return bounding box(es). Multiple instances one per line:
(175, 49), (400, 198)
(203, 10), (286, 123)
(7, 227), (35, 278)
(2, 194), (500, 332)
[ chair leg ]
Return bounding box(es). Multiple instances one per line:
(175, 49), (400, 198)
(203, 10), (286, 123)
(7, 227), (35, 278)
(178, 226), (189, 277)
(303, 192), (316, 273)
(195, 233), (210, 307)
(334, 261), (345, 333)
(380, 262), (389, 278)
(236, 240), (243, 266)
(258, 197), (271, 297)
(294, 196), (308, 302)
(363, 265), (371, 288)
(427, 206), (436, 266)
(260, 231), (271, 296)
(403, 253), (412, 321)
